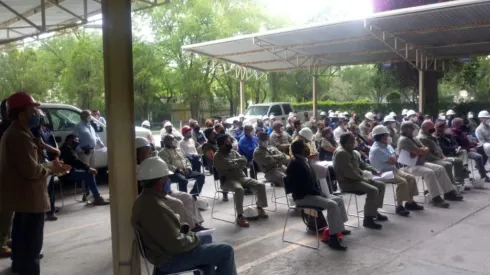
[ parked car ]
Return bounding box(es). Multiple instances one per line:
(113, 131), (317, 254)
(40, 103), (154, 169)
(225, 102), (314, 125)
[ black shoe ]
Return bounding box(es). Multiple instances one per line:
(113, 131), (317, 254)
(82, 194), (88, 202)
(376, 212), (388, 222)
(395, 206), (410, 217)
(485, 177), (490, 183)
(327, 235), (347, 251)
(363, 216), (382, 230)
(222, 193), (229, 202)
(431, 196), (450, 208)
(405, 201), (424, 211)
(424, 190), (429, 196)
(341, 230), (351, 236)
(444, 191), (463, 201)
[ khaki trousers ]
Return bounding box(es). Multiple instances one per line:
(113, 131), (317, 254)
(264, 166), (286, 187)
(222, 177), (268, 215)
(339, 180), (385, 216)
(381, 169), (418, 203)
(405, 162), (454, 199)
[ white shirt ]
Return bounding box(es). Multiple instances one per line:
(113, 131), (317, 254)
(333, 126), (348, 143)
(179, 138), (198, 157)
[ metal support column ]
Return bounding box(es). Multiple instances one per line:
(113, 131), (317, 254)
(239, 80), (245, 114)
(312, 75), (318, 118)
(418, 70), (425, 113)
(101, 0), (140, 275)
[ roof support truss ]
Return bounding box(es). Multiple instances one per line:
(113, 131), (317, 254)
(0, 1), (42, 31)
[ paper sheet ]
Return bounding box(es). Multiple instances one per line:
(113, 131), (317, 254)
(195, 228), (216, 237)
(398, 149), (418, 167)
(372, 171), (395, 181)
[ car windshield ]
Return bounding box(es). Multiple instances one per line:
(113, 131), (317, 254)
(244, 106), (269, 116)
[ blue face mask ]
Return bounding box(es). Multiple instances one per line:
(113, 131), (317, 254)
(28, 112), (41, 129)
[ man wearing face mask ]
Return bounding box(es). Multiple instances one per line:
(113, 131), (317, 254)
(132, 157), (237, 275)
(369, 126), (423, 217)
(314, 120), (326, 141)
(202, 129), (229, 202)
(397, 122), (462, 208)
(253, 132), (290, 186)
(418, 120), (466, 187)
(73, 110), (104, 181)
(180, 126), (201, 173)
(383, 115), (398, 148)
(214, 134), (269, 227)
(451, 118), (490, 183)
(270, 121), (293, 154)
(405, 110), (421, 136)
(159, 135), (206, 197)
(0, 92), (72, 275)
(333, 115), (349, 144)
(160, 121), (183, 146)
(359, 112), (376, 140)
(238, 125), (259, 180)
(189, 120), (207, 146)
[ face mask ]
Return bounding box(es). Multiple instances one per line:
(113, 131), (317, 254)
(260, 141), (269, 148)
(72, 141), (80, 148)
(28, 112), (41, 128)
(224, 143), (232, 151)
(280, 126), (285, 132)
(194, 126), (200, 132)
(412, 128), (419, 137)
(387, 137), (393, 144)
(428, 128), (435, 134)
(172, 139), (179, 147)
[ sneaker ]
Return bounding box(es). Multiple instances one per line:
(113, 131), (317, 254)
(431, 196), (450, 208)
(444, 191), (463, 201)
(93, 197), (110, 206)
(395, 206), (410, 217)
(0, 246), (11, 258)
(375, 212), (388, 221)
(258, 208), (269, 219)
(46, 214), (58, 221)
(222, 193), (229, 202)
(405, 201), (424, 211)
(236, 216), (250, 228)
(363, 216), (382, 230)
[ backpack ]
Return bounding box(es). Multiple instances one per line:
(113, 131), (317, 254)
(301, 209), (328, 232)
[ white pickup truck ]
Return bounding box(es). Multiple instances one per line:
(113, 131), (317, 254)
(40, 103), (154, 169)
(225, 102), (314, 125)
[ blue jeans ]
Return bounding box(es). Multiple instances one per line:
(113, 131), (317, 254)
(46, 176), (56, 216)
(70, 170), (100, 198)
(187, 155), (202, 172)
(158, 236), (237, 275)
(169, 170), (205, 196)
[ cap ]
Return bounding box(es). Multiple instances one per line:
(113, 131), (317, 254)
(7, 91), (40, 111)
(181, 125), (192, 135)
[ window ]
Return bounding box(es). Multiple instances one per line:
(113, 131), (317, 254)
(48, 109), (81, 131)
(282, 104), (293, 115)
(269, 105), (283, 116)
(244, 106), (269, 116)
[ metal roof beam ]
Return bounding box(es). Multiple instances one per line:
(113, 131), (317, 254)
(47, 0), (87, 22)
(0, 1), (42, 31)
(0, 0), (70, 28)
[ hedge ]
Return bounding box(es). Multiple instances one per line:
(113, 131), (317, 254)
(292, 100), (490, 116)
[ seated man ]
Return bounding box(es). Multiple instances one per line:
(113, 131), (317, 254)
(159, 135), (205, 197)
(333, 116), (348, 144)
(417, 120), (466, 186)
(214, 134), (269, 227)
(160, 121), (183, 143)
(397, 122), (462, 208)
(369, 126), (423, 217)
(451, 117), (490, 182)
(136, 137), (206, 232)
(180, 126), (202, 172)
(60, 134), (109, 206)
(202, 128), (229, 202)
(434, 120), (471, 176)
(132, 157), (237, 275)
(253, 132), (290, 186)
(288, 139), (349, 251)
(238, 124), (258, 179)
(333, 132), (387, 229)
(270, 121), (292, 154)
(189, 120), (207, 146)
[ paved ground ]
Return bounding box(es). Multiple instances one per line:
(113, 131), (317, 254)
(1, 170), (490, 275)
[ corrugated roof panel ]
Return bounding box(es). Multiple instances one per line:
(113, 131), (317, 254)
(401, 27), (490, 47)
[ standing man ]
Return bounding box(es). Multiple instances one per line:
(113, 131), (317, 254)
(73, 110), (105, 174)
(91, 109), (106, 125)
(0, 92), (71, 275)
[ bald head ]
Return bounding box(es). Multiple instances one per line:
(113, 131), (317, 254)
(452, 117), (463, 128)
(421, 120), (435, 134)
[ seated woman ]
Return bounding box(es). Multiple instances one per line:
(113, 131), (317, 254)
(287, 139), (349, 251)
(136, 137), (207, 232)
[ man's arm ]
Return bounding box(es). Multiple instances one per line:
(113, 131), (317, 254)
(417, 137), (441, 161)
(213, 152), (241, 172)
(61, 146), (90, 171)
(253, 148), (278, 167)
(10, 134), (49, 180)
(158, 150), (177, 172)
(335, 151), (364, 181)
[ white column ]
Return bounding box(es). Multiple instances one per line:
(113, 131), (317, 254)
(239, 80), (245, 114)
(312, 75), (318, 118)
(418, 69), (425, 113)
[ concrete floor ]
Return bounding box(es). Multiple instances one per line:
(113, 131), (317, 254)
(1, 171), (490, 275)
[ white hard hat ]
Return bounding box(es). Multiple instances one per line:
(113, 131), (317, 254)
(328, 110), (333, 113)
(334, 111), (340, 115)
(468, 112), (474, 119)
(401, 109), (408, 115)
(446, 109), (456, 116)
(141, 120), (151, 128)
(389, 112), (396, 117)
(383, 115), (396, 123)
(164, 121), (173, 128)
(288, 112), (296, 117)
(406, 110), (417, 117)
(299, 127), (314, 141)
(269, 114), (276, 120)
(328, 112), (337, 118)
(478, 110), (490, 118)
(195, 197), (209, 210)
(338, 114), (347, 120)
(135, 137), (150, 149)
(372, 125), (390, 136)
(138, 157), (173, 181)
(243, 206), (259, 218)
(365, 111), (375, 121)
(343, 111), (349, 116)
(320, 111), (326, 116)
(238, 114), (245, 118)
(262, 115), (269, 120)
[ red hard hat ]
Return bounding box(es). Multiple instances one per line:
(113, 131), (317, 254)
(181, 125), (192, 135)
(6, 92), (40, 111)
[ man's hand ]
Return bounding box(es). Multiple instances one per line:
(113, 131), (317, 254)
(89, 168), (98, 175)
(470, 148), (476, 152)
(375, 170), (382, 176)
(51, 160), (71, 174)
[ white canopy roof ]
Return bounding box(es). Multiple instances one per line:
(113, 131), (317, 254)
(182, 0), (490, 72)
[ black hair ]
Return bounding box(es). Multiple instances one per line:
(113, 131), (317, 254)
(293, 119), (302, 127)
(216, 133), (230, 147)
(257, 131), (269, 141)
(339, 132), (353, 146)
(290, 139), (306, 155)
(64, 134), (78, 143)
(203, 128), (214, 140)
(374, 134), (386, 142)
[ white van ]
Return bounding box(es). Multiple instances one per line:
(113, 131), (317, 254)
(40, 103), (154, 169)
